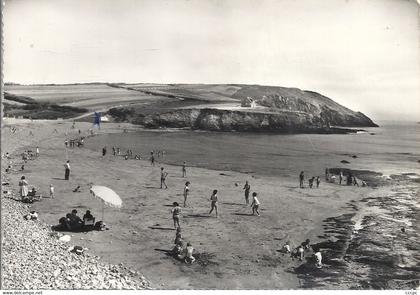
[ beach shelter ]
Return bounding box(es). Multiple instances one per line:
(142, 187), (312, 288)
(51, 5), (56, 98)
(89, 185), (122, 222)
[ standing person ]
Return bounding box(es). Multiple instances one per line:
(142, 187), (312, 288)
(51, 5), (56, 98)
(316, 176), (321, 188)
(64, 160), (71, 180)
(49, 184), (55, 199)
(299, 171), (305, 188)
(251, 192), (260, 216)
(243, 181), (251, 205)
(325, 168), (329, 181)
(182, 161), (187, 178)
(183, 181), (190, 207)
(112, 147), (116, 156)
(102, 146), (107, 157)
(353, 176), (359, 187)
(117, 147), (121, 155)
(19, 176), (29, 200)
(150, 152), (155, 166)
(36, 146), (39, 157)
(171, 202), (181, 229)
(339, 171), (343, 185)
(160, 167), (168, 189)
(208, 189), (218, 217)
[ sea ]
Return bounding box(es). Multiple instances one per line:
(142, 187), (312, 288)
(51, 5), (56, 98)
(85, 121), (420, 178)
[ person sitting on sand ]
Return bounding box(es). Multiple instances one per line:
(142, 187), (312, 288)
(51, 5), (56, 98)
(282, 242), (291, 253)
(251, 192), (260, 216)
(5, 152), (10, 159)
(172, 240), (184, 259)
(243, 181), (251, 205)
(208, 190), (219, 217)
(313, 248), (322, 268)
(73, 185), (81, 193)
(68, 209), (83, 231)
(302, 239), (311, 250)
(361, 180), (367, 187)
(292, 245), (305, 261)
(184, 242), (196, 264)
(299, 171), (305, 188)
(5, 165), (12, 173)
(183, 181), (190, 207)
(171, 202), (181, 229)
(83, 210), (94, 221)
(308, 177), (315, 188)
(19, 176), (29, 201)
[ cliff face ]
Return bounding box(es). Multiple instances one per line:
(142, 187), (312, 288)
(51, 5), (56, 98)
(142, 108), (364, 133)
(108, 84), (378, 133)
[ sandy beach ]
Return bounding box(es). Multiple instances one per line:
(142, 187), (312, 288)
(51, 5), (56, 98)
(3, 120), (417, 289)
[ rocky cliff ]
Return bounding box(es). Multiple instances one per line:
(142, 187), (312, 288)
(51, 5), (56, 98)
(108, 84), (378, 133)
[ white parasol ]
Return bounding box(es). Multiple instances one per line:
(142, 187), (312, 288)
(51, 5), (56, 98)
(89, 185), (122, 221)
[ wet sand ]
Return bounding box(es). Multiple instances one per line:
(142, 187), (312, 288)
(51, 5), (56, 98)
(2, 120), (418, 289)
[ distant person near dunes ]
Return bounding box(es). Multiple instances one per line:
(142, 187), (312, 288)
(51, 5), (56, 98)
(299, 171), (305, 188)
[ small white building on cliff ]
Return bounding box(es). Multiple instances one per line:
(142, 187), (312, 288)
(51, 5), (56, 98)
(241, 97), (256, 108)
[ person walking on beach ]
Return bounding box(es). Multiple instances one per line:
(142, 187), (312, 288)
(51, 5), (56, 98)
(171, 202), (181, 229)
(102, 146), (107, 157)
(183, 181), (190, 207)
(316, 176), (320, 188)
(299, 171), (305, 188)
(36, 146), (39, 157)
(182, 161), (187, 177)
(243, 181), (251, 205)
(160, 167), (168, 189)
(19, 176), (29, 200)
(49, 184), (55, 199)
(64, 160), (71, 180)
(150, 152), (155, 166)
(208, 189), (218, 217)
(251, 192), (260, 216)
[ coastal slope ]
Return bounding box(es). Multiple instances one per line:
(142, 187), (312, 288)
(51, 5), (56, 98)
(109, 84), (378, 133)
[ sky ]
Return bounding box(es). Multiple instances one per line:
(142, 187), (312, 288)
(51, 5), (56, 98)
(3, 0), (419, 121)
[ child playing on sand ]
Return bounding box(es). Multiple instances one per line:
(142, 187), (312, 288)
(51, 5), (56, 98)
(308, 177), (315, 188)
(160, 167), (168, 189)
(49, 184), (55, 199)
(313, 248), (323, 268)
(251, 192), (260, 216)
(243, 181), (251, 205)
(183, 181), (190, 207)
(172, 240), (184, 259)
(184, 242), (196, 264)
(171, 202), (181, 229)
(282, 242), (291, 253)
(208, 190), (218, 217)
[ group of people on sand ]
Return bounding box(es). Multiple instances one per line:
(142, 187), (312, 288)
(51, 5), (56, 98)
(65, 137), (85, 148)
(326, 168), (368, 187)
(299, 172), (321, 189)
(108, 146), (143, 160)
(242, 181), (261, 215)
(282, 239), (323, 268)
(57, 209), (96, 231)
(170, 215), (196, 264)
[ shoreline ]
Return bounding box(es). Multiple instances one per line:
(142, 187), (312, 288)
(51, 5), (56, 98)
(2, 120), (419, 289)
